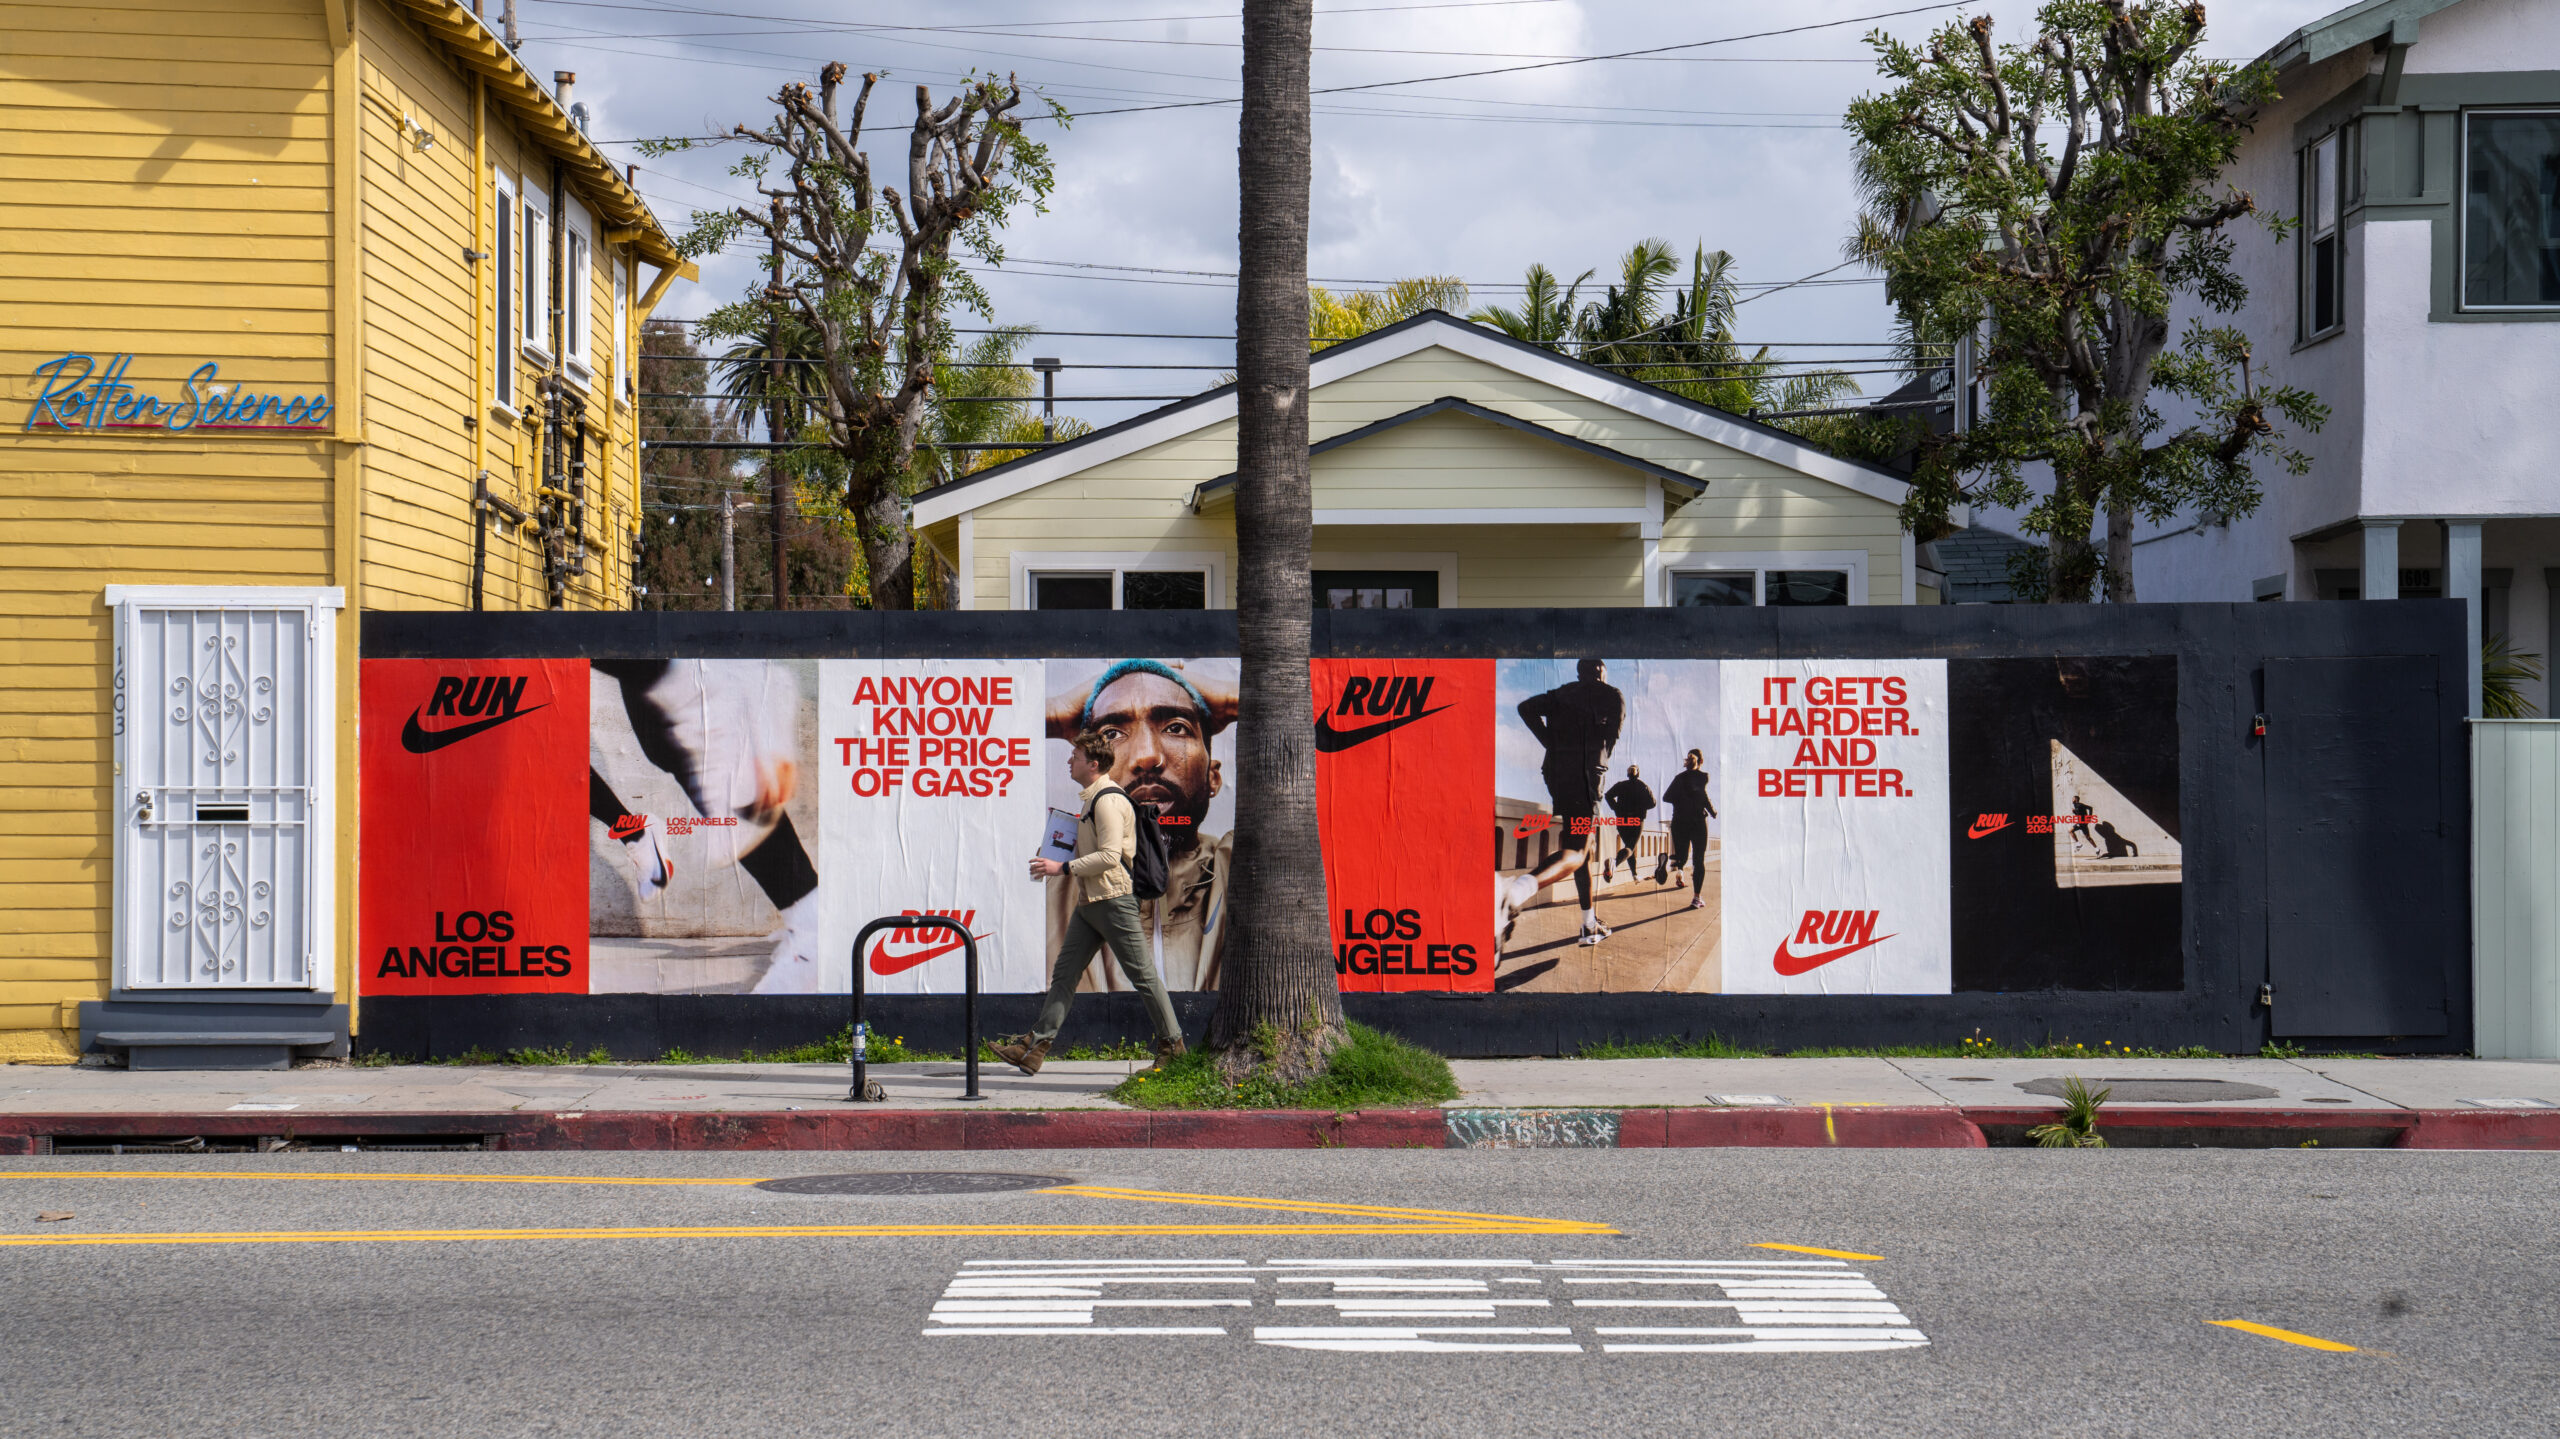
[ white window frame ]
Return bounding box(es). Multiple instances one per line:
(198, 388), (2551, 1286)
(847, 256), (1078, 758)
(2459, 108), (2560, 313)
(562, 196), (596, 378)
(612, 249), (631, 407)
(1310, 550), (1458, 607)
(493, 170), (518, 414)
(1651, 549), (1870, 607)
(2302, 130), (2346, 339)
(521, 188), (551, 361)
(104, 584), (345, 996)
(1012, 551), (1226, 610)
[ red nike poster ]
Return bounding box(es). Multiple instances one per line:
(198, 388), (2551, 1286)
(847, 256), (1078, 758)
(1314, 658), (1495, 992)
(360, 659), (589, 995)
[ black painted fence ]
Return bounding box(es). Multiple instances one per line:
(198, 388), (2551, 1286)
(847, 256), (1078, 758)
(357, 601), (2471, 1059)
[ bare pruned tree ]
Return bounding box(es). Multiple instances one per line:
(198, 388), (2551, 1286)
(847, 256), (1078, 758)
(654, 64), (1058, 609)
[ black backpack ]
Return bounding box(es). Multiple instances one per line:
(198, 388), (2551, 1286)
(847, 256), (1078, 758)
(1087, 785), (1171, 901)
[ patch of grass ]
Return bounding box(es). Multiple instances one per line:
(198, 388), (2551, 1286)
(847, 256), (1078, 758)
(1108, 1022), (1459, 1111)
(1062, 1038), (1154, 1062)
(736, 1029), (952, 1064)
(1578, 1034), (1768, 1059)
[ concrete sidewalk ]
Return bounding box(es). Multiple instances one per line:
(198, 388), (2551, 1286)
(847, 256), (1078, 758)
(3, 1054), (2557, 1151)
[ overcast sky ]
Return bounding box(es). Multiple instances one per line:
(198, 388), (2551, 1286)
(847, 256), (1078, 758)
(524, 0), (2348, 423)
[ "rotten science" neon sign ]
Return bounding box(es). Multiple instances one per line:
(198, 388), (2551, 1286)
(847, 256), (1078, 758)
(22, 354), (334, 433)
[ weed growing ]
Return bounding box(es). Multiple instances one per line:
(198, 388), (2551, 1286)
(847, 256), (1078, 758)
(2027, 1076), (2110, 1148)
(1108, 1022), (1459, 1111)
(1578, 1034), (1768, 1059)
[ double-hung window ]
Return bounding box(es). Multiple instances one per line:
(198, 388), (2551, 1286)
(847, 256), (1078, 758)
(2462, 110), (2560, 310)
(1666, 562), (1856, 607)
(493, 172), (517, 410)
(521, 190), (550, 359)
(562, 198), (595, 377)
(612, 251), (631, 406)
(2303, 131), (2344, 337)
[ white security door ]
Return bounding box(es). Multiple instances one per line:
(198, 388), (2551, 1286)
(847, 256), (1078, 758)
(111, 588), (342, 991)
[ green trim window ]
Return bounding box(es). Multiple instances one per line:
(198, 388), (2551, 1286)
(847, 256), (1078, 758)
(2303, 130), (2345, 337)
(2463, 110), (2560, 309)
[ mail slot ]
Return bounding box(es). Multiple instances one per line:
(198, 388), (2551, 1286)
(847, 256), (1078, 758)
(195, 803), (250, 823)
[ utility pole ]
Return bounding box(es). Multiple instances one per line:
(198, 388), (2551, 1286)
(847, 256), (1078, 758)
(501, 0), (517, 47)
(719, 490), (737, 611)
(767, 200), (789, 613)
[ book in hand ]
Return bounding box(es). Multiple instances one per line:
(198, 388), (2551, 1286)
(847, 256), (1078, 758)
(1036, 808), (1080, 868)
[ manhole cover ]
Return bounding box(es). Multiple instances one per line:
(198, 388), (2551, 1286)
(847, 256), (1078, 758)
(753, 1171), (1070, 1196)
(2017, 1077), (2279, 1103)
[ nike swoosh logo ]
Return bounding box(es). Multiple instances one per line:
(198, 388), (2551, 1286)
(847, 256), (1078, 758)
(1313, 703), (1454, 752)
(1771, 931), (1898, 977)
(1966, 816), (2011, 838)
(869, 934), (968, 976)
(400, 703), (548, 754)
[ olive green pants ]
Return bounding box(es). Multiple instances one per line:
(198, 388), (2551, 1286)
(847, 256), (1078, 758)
(1031, 894), (1182, 1047)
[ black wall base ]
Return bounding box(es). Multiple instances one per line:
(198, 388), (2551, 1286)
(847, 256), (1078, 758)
(350, 992), (2462, 1061)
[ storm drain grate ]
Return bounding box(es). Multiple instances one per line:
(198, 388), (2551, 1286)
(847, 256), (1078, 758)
(754, 1171), (1072, 1196)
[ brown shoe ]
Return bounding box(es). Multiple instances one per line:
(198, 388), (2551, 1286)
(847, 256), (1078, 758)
(1151, 1035), (1188, 1066)
(990, 1035), (1049, 1076)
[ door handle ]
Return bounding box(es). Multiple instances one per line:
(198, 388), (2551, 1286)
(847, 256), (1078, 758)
(134, 791), (153, 824)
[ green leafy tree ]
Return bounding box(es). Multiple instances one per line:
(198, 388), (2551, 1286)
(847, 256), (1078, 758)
(1471, 241), (1860, 420)
(1310, 275), (1469, 347)
(649, 63), (1059, 610)
(1847, 1), (2326, 602)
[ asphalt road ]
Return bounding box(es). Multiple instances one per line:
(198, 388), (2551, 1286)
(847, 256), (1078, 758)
(2, 1149), (2554, 1438)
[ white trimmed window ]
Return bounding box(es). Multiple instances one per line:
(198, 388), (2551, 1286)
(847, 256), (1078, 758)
(562, 197), (596, 376)
(2303, 130), (2345, 337)
(521, 188), (550, 358)
(1658, 551), (1867, 607)
(493, 171), (517, 410)
(1013, 552), (1223, 610)
(612, 251), (631, 406)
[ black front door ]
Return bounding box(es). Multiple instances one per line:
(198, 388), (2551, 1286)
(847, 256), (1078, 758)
(2262, 655), (2453, 1037)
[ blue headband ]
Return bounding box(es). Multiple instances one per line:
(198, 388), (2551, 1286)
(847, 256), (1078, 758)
(1082, 658), (1211, 730)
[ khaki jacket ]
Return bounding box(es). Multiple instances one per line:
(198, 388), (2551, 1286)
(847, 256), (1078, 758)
(1050, 828), (1232, 993)
(1065, 776), (1136, 903)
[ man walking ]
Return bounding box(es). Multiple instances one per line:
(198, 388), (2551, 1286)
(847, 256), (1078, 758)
(994, 731), (1186, 1075)
(1661, 748), (1716, 911)
(1498, 658), (1625, 949)
(1601, 764), (1654, 883)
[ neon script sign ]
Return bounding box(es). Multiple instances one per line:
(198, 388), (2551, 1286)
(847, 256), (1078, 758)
(23, 354), (333, 433)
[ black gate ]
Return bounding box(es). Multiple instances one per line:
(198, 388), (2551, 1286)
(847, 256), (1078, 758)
(2263, 655), (2455, 1038)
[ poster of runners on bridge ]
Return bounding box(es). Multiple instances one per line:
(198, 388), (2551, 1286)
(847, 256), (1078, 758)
(361, 653), (2183, 1000)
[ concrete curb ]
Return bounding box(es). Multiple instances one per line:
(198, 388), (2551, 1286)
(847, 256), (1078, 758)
(4, 1106), (2557, 1152)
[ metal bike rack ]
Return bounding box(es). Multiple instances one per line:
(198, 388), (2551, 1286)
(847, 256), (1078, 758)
(846, 914), (982, 1104)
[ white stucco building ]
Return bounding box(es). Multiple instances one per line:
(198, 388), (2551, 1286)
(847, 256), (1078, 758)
(2131, 0), (2560, 713)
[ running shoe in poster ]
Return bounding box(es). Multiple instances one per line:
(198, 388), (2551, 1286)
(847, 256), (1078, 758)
(1314, 658), (1494, 992)
(1042, 657), (1239, 992)
(585, 659), (823, 995)
(820, 660), (1047, 995)
(360, 658), (589, 995)
(1493, 659), (1726, 993)
(1719, 659), (1951, 995)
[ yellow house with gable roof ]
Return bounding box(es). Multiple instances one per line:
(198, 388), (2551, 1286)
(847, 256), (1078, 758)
(0, 0), (690, 1064)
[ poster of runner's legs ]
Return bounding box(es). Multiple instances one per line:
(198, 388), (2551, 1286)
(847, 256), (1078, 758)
(1042, 657), (1241, 992)
(820, 660), (1048, 995)
(586, 659), (823, 994)
(1493, 659), (1725, 993)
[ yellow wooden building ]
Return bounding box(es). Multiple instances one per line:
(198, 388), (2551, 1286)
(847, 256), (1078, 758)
(0, 0), (690, 1063)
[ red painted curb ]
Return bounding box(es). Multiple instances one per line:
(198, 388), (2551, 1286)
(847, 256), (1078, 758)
(3, 1107), (2555, 1151)
(1660, 1106), (1988, 1149)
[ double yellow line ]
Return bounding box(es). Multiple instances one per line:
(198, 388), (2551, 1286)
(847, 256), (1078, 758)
(0, 1174), (1615, 1248)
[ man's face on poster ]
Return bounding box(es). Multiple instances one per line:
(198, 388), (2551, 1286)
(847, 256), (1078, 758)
(1086, 670), (1220, 826)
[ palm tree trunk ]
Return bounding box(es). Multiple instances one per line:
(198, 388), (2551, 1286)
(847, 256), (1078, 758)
(1211, 0), (1341, 1068)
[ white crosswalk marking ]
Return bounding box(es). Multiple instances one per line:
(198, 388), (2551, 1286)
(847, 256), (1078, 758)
(922, 1257), (1929, 1354)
